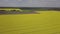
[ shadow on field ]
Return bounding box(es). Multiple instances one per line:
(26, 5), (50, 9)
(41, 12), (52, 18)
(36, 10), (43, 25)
(0, 11), (40, 15)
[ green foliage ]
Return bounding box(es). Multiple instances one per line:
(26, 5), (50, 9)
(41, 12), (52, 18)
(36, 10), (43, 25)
(0, 8), (22, 12)
(22, 9), (33, 12)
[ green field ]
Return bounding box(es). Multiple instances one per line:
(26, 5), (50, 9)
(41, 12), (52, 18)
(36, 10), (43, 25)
(0, 11), (60, 34)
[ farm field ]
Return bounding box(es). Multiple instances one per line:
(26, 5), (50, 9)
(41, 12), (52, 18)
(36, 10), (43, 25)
(0, 11), (60, 34)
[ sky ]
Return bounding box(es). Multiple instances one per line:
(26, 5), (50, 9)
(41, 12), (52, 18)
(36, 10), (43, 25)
(0, 0), (60, 7)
